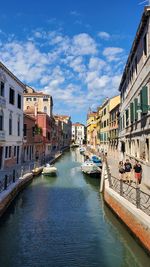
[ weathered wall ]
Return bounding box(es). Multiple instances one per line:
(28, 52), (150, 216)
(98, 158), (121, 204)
(104, 181), (150, 254)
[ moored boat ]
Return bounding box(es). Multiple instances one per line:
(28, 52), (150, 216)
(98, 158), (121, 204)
(32, 167), (43, 176)
(90, 155), (102, 168)
(42, 164), (57, 176)
(81, 160), (101, 175)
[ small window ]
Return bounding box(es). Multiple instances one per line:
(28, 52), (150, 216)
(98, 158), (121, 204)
(14, 146), (16, 157)
(5, 146), (8, 159)
(33, 97), (37, 101)
(17, 94), (21, 109)
(18, 117), (20, 136)
(44, 106), (47, 113)
(0, 110), (3, 131)
(9, 113), (12, 135)
(32, 127), (35, 137)
(43, 98), (48, 101)
(26, 97), (32, 101)
(0, 81), (4, 97)
(9, 88), (15, 105)
(9, 146), (11, 158)
(24, 124), (27, 137)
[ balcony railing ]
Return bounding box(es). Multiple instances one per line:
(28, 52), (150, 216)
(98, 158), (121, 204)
(0, 96), (6, 108)
(0, 131), (5, 141)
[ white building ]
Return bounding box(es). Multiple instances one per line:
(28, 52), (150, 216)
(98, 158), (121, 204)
(0, 62), (24, 172)
(119, 7), (150, 187)
(72, 123), (86, 145)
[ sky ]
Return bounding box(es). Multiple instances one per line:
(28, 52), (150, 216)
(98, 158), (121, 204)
(0, 0), (148, 123)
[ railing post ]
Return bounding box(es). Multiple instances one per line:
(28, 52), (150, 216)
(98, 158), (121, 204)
(136, 187), (140, 209)
(13, 169), (15, 183)
(4, 175), (8, 190)
(120, 179), (123, 196)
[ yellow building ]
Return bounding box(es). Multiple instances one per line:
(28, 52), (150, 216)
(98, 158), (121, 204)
(24, 85), (53, 117)
(100, 95), (120, 152)
(86, 112), (97, 147)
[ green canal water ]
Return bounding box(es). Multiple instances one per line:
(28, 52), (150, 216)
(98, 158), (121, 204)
(0, 149), (149, 267)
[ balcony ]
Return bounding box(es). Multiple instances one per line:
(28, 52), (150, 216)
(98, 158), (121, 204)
(0, 131), (5, 141)
(0, 96), (6, 108)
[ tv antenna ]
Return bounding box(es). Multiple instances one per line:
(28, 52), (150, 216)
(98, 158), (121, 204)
(138, 0), (150, 5)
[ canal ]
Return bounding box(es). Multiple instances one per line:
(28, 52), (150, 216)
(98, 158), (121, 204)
(0, 149), (149, 267)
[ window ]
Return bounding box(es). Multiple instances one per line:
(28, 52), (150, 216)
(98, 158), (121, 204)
(44, 106), (47, 113)
(9, 146), (11, 158)
(48, 132), (50, 140)
(43, 98), (48, 101)
(17, 94), (21, 109)
(18, 117), (20, 136)
(104, 108), (106, 115)
(24, 124), (27, 137)
(130, 102), (134, 123)
(0, 81), (4, 97)
(5, 146), (8, 159)
(140, 86), (148, 114)
(9, 88), (15, 105)
(0, 110), (3, 131)
(33, 98), (37, 101)
(104, 120), (106, 127)
(14, 146), (16, 157)
(32, 127), (35, 137)
(143, 34), (147, 56)
(26, 97), (32, 101)
(9, 113), (12, 135)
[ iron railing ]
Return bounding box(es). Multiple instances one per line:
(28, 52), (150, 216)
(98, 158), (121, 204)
(106, 163), (150, 216)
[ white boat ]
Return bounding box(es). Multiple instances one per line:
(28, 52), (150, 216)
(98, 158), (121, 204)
(81, 160), (101, 175)
(79, 147), (85, 154)
(42, 164), (57, 176)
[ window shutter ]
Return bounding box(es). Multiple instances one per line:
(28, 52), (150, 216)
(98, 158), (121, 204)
(140, 86), (148, 113)
(130, 102), (134, 123)
(125, 109), (129, 126)
(134, 98), (138, 121)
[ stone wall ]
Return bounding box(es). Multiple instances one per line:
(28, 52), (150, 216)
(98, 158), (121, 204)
(104, 180), (150, 255)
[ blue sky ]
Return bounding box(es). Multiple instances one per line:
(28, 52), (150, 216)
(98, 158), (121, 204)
(0, 0), (147, 123)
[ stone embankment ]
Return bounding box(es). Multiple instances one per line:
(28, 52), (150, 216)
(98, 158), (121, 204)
(85, 146), (150, 254)
(0, 151), (63, 218)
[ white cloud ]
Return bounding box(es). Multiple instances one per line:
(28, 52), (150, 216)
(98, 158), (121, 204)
(98, 31), (111, 40)
(103, 47), (124, 62)
(0, 28), (125, 119)
(71, 33), (97, 56)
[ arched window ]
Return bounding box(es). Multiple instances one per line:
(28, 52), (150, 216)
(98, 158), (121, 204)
(9, 113), (12, 135)
(18, 117), (20, 136)
(44, 106), (47, 113)
(0, 110), (3, 131)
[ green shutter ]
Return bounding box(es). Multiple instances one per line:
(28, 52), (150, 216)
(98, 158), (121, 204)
(130, 102), (134, 123)
(125, 109), (129, 126)
(140, 86), (148, 113)
(134, 98), (138, 121)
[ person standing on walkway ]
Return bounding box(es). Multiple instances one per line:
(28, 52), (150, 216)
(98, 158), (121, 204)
(118, 161), (125, 180)
(124, 159), (132, 184)
(133, 161), (142, 186)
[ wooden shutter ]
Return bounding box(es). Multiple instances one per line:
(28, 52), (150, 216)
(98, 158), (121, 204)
(140, 86), (148, 113)
(130, 102), (134, 123)
(134, 98), (138, 121)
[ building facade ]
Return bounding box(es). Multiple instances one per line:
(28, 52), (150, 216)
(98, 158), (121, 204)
(72, 123), (86, 145)
(0, 62), (24, 171)
(86, 112), (97, 147)
(119, 6), (150, 187)
(24, 85), (53, 117)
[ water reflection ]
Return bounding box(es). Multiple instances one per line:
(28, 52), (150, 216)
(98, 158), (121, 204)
(0, 149), (149, 267)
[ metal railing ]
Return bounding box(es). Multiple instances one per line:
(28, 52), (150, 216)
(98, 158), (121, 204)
(106, 162), (150, 216)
